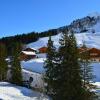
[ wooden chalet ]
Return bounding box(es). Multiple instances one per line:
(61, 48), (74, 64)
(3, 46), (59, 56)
(19, 51), (36, 61)
(23, 48), (37, 53)
(88, 48), (100, 62)
(79, 47), (100, 62)
(38, 47), (47, 53)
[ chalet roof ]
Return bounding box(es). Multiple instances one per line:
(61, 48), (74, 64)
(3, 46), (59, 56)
(79, 47), (100, 53)
(78, 47), (89, 53)
(24, 47), (37, 51)
(38, 46), (47, 50)
(21, 51), (36, 55)
(88, 48), (100, 52)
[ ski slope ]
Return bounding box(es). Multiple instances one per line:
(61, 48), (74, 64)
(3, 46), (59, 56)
(27, 32), (100, 49)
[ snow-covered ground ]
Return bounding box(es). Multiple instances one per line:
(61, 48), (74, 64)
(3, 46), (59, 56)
(21, 56), (100, 83)
(3, 14), (100, 99)
(92, 63), (100, 82)
(27, 32), (100, 49)
(0, 82), (49, 100)
(21, 58), (46, 74)
(22, 69), (44, 89)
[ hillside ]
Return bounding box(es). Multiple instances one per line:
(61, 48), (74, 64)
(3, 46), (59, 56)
(1, 12), (100, 51)
(2, 13), (100, 100)
(27, 32), (100, 49)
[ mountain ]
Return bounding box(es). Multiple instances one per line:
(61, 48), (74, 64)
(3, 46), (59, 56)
(26, 12), (100, 49)
(27, 31), (100, 49)
(1, 12), (100, 52)
(59, 12), (100, 33)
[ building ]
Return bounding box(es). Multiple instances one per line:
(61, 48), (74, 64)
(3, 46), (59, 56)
(38, 47), (47, 53)
(79, 47), (100, 62)
(23, 48), (37, 53)
(19, 51), (36, 61)
(88, 48), (100, 62)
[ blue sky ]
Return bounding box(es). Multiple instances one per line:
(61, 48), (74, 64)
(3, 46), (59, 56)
(0, 0), (100, 38)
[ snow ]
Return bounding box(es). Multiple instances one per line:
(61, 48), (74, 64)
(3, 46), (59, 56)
(22, 51), (36, 55)
(92, 63), (100, 82)
(22, 69), (44, 89)
(27, 34), (61, 49)
(3, 33), (100, 99)
(21, 58), (100, 82)
(0, 82), (49, 100)
(75, 32), (100, 49)
(92, 22), (100, 32)
(23, 31), (100, 97)
(37, 53), (46, 58)
(27, 32), (100, 49)
(21, 58), (46, 74)
(20, 52), (100, 82)
(3, 19), (100, 99)
(92, 82), (100, 88)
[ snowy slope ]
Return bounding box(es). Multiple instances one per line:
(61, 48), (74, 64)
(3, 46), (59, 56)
(21, 58), (46, 74)
(27, 13), (100, 49)
(0, 82), (49, 100)
(27, 34), (61, 49)
(27, 32), (100, 49)
(92, 22), (100, 32)
(75, 32), (100, 48)
(21, 55), (100, 82)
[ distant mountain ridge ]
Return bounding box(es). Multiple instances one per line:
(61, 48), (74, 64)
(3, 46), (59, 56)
(59, 12), (100, 33)
(1, 12), (100, 52)
(27, 12), (100, 49)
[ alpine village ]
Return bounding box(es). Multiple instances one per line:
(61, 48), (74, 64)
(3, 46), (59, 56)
(1, 1), (100, 100)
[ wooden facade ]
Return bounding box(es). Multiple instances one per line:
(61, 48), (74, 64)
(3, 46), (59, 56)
(19, 51), (36, 61)
(79, 47), (100, 62)
(38, 47), (47, 53)
(88, 48), (100, 62)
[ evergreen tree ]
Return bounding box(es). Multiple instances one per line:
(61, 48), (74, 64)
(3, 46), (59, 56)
(0, 43), (8, 81)
(11, 42), (23, 86)
(56, 30), (84, 100)
(44, 31), (97, 100)
(44, 30), (84, 100)
(44, 36), (58, 96)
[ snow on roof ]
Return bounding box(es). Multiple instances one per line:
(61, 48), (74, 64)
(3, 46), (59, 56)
(30, 48), (37, 51)
(22, 51), (36, 55)
(26, 47), (37, 51)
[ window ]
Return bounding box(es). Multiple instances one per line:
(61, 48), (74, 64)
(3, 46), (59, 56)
(29, 77), (33, 83)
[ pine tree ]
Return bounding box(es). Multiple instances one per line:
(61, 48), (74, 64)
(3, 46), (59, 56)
(56, 30), (84, 100)
(44, 31), (84, 100)
(0, 42), (8, 81)
(44, 36), (58, 97)
(44, 31), (97, 100)
(11, 42), (23, 86)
